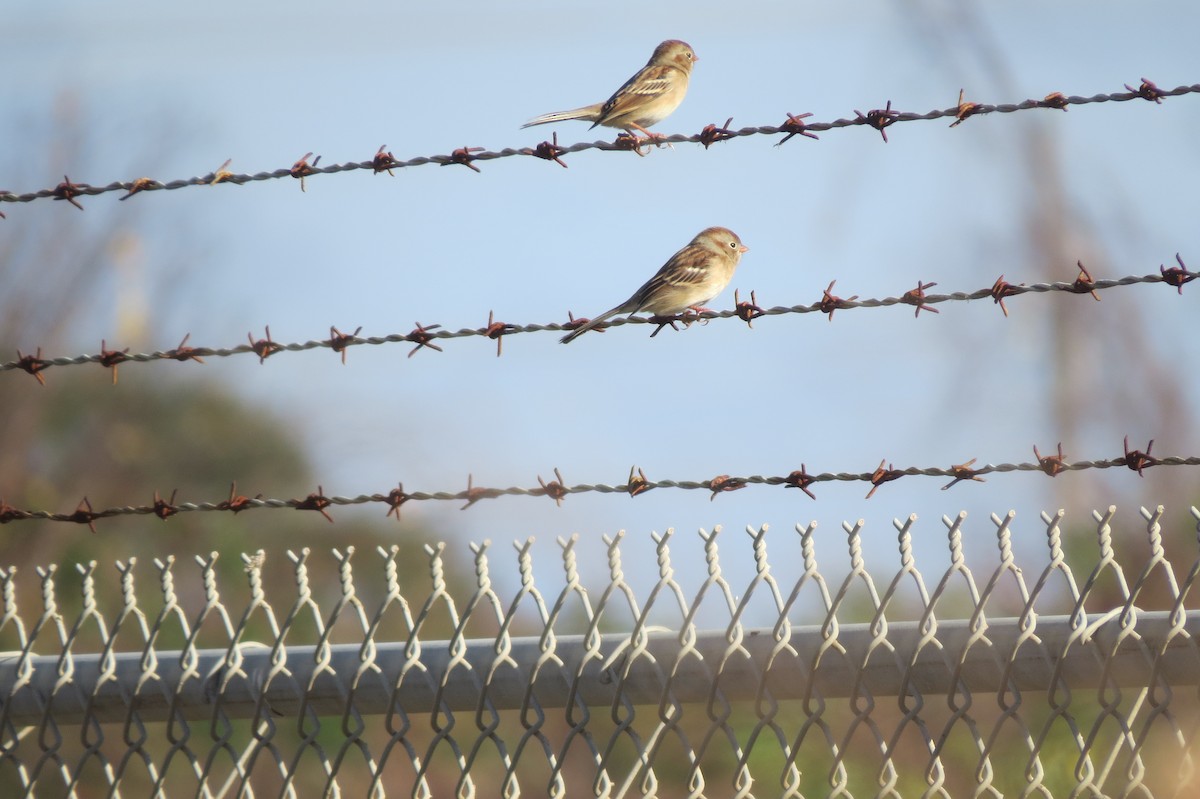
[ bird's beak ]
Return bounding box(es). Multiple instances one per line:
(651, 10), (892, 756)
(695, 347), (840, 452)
(738, 244), (749, 253)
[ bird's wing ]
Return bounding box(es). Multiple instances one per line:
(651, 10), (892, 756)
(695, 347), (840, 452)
(596, 66), (676, 124)
(625, 250), (709, 309)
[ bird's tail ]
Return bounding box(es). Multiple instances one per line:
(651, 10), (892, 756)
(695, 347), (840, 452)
(521, 103), (603, 129)
(560, 306), (623, 344)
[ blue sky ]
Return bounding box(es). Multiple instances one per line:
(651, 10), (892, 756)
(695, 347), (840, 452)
(5, 1), (1199, 614)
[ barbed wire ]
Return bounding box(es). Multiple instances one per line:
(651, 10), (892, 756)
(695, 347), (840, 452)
(3, 259), (1194, 382)
(0, 437), (1187, 529)
(0, 79), (1194, 215)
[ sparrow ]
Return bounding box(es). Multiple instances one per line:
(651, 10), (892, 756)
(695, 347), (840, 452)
(561, 227), (748, 343)
(522, 40), (697, 138)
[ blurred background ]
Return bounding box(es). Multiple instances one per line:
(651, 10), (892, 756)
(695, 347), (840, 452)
(2, 0), (1199, 624)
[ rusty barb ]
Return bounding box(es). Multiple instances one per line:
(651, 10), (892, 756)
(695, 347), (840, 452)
(328, 326), (363, 365)
(900, 280), (939, 317)
(527, 131), (569, 168)
(0, 441), (1196, 530)
(819, 280), (859, 321)
(949, 89), (981, 128)
(247, 326), (284, 364)
(698, 117), (737, 149)
(441, 146), (485, 173)
(775, 112), (819, 145)
(372, 145), (399, 175)
(2, 80), (1197, 214)
(990, 275), (1023, 317)
(855, 101), (900, 143)
(289, 152), (322, 192)
(3, 257), (1195, 379)
(1034, 443), (1068, 477)
(1071, 262), (1101, 301)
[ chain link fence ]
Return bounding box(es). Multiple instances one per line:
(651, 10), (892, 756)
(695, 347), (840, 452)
(1, 505), (1198, 797)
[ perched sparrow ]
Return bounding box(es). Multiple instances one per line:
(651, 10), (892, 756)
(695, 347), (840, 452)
(561, 227), (748, 343)
(522, 40), (697, 138)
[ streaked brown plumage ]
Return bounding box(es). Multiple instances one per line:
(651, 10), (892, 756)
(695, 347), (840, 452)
(561, 227), (748, 344)
(522, 40), (697, 137)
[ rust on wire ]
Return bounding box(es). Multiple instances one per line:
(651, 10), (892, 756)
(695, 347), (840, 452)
(118, 177), (159, 202)
(529, 132), (568, 168)
(443, 146), (484, 173)
(708, 474), (747, 501)
(855, 101), (899, 142)
(1125, 77), (1164, 104)
(460, 474), (501, 510)
(698, 117), (736, 150)
(784, 465), (817, 499)
(384, 483), (410, 521)
(328, 326), (362, 365)
(866, 459), (904, 499)
(294, 485), (333, 522)
(1041, 92), (1069, 111)
(1122, 436), (1157, 477)
(0, 499), (26, 524)
(648, 312), (687, 338)
(152, 489), (179, 521)
(776, 112), (818, 145)
(990, 274), (1022, 317)
(483, 310), (517, 357)
(900, 280), (939, 317)
(217, 482), (261, 514)
(290, 152), (322, 192)
(733, 289), (765, 328)
(209, 159), (235, 186)
(372, 145), (399, 175)
(15, 348), (48, 385)
(248, 326), (283, 363)
(98, 340), (130, 385)
(167, 333), (205, 363)
(562, 311), (602, 336)
(537, 468), (568, 507)
(942, 458), (985, 491)
(949, 89), (981, 128)
(406, 321), (444, 358)
(69, 497), (99, 534)
(1160, 253), (1196, 294)
(53, 176), (86, 210)
(1071, 262), (1101, 301)
(819, 280), (858, 321)
(613, 131), (647, 156)
(626, 465), (653, 498)
(1034, 443), (1067, 477)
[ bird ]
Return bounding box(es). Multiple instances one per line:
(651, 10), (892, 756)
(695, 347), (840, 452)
(561, 227), (748, 343)
(522, 40), (697, 139)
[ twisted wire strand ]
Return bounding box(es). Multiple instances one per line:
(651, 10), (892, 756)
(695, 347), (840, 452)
(3, 267), (1194, 379)
(0, 449), (1190, 528)
(2, 82), (1195, 208)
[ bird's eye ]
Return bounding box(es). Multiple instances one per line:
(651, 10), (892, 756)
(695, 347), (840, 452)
(728, 240), (738, 249)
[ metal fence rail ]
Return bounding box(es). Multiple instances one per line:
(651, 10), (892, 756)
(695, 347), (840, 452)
(1, 505), (1198, 797)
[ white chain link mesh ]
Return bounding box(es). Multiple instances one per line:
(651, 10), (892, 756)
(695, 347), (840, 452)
(1, 506), (1198, 797)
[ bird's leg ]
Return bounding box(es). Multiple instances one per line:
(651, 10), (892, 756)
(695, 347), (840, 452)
(627, 124), (673, 151)
(680, 305), (715, 327)
(617, 130), (649, 157)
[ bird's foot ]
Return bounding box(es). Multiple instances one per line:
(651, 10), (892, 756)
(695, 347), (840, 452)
(615, 131), (648, 157)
